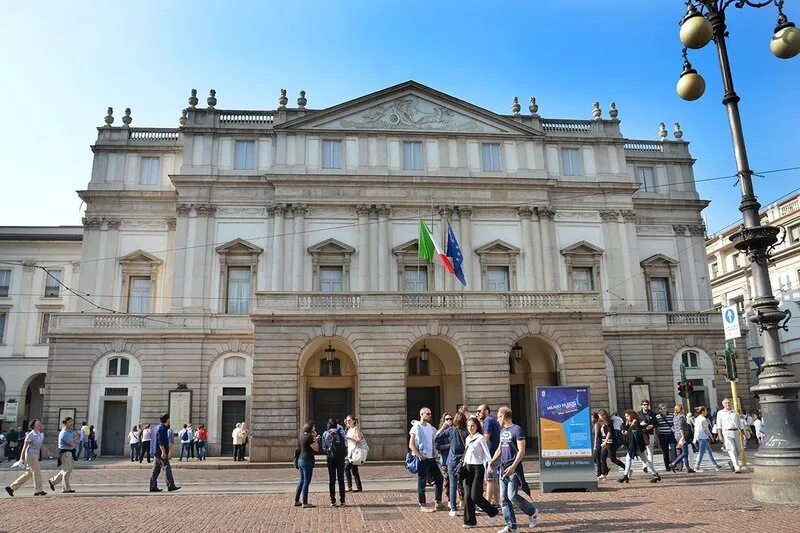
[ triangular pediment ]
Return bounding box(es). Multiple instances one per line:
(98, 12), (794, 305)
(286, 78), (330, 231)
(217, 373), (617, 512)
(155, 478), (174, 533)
(308, 238), (355, 255)
(475, 239), (520, 255)
(277, 81), (543, 136)
(641, 253), (678, 267)
(561, 240), (604, 256)
(215, 238), (264, 255)
(119, 249), (162, 265)
(392, 239), (419, 255)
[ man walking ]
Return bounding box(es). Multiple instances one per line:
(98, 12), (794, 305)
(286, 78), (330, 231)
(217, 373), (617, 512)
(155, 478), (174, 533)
(232, 423), (243, 461)
(149, 413), (180, 493)
(655, 404), (676, 471)
(478, 404), (501, 508)
(716, 398), (743, 473)
(238, 422), (248, 461)
(48, 417), (80, 493)
(638, 400), (658, 470)
(489, 406), (538, 532)
(409, 407), (445, 512)
(76, 421), (88, 460)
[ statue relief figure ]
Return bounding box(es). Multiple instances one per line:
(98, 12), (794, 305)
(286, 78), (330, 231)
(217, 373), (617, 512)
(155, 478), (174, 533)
(341, 96), (482, 131)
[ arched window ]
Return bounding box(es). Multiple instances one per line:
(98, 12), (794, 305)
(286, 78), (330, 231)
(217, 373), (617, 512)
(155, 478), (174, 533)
(408, 356), (430, 377)
(223, 356), (246, 377)
(681, 350), (699, 368)
(320, 358), (342, 377)
(107, 357), (130, 377)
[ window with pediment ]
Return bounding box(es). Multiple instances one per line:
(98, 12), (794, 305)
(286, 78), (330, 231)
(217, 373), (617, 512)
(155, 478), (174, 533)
(119, 250), (162, 314)
(475, 240), (519, 291)
(216, 238), (263, 314)
(561, 241), (604, 292)
(393, 239), (435, 292)
(641, 254), (679, 312)
(308, 238), (355, 291)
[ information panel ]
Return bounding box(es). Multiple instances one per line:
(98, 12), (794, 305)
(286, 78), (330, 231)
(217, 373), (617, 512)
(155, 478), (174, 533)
(168, 390), (192, 432)
(537, 386), (597, 493)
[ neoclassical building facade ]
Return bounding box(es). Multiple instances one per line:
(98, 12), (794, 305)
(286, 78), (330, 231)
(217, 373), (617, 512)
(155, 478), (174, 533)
(39, 81), (741, 459)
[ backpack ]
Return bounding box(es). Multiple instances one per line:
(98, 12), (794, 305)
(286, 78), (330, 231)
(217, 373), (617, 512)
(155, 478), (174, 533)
(293, 447), (300, 469)
(683, 419), (695, 442)
(327, 429), (346, 461)
(181, 430), (189, 442)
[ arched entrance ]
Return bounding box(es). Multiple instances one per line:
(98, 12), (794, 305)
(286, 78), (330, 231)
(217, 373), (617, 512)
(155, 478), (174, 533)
(22, 373), (46, 428)
(509, 336), (561, 447)
(406, 337), (462, 430)
(89, 354), (142, 456)
(300, 338), (358, 435)
(208, 353), (253, 457)
(672, 347), (718, 411)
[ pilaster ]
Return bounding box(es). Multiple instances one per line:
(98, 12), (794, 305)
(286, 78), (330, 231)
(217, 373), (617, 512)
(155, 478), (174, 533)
(355, 204), (371, 291)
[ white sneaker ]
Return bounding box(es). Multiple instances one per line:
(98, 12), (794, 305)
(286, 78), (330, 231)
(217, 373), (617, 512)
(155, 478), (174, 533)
(488, 515), (498, 526)
(421, 505), (435, 513)
(529, 510), (539, 528)
(497, 528), (513, 533)
(449, 510), (457, 518)
(694, 466), (703, 472)
(714, 465), (722, 471)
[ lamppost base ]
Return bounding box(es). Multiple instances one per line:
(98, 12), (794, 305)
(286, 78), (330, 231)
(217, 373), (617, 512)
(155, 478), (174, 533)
(753, 462), (800, 504)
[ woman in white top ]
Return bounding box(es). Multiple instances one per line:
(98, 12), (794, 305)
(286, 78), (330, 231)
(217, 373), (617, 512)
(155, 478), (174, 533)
(693, 407), (721, 471)
(461, 416), (499, 529)
(127, 425), (140, 463)
(140, 424), (152, 464)
(754, 416), (765, 445)
(344, 415), (364, 492)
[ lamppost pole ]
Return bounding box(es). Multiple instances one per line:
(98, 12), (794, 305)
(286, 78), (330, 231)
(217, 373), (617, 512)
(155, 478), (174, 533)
(676, 0), (800, 504)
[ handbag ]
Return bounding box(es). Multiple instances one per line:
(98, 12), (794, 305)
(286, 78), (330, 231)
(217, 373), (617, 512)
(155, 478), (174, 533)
(292, 447), (300, 469)
(455, 430), (468, 482)
(406, 451), (420, 473)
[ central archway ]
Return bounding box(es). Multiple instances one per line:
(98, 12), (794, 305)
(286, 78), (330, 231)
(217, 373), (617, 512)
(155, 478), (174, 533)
(406, 336), (463, 430)
(299, 337), (359, 434)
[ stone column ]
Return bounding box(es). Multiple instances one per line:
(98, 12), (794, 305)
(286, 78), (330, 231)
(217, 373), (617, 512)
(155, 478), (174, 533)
(458, 206), (475, 290)
(283, 207), (295, 291)
(369, 208), (378, 290)
(171, 205), (191, 311)
(79, 218), (102, 312)
(164, 218), (176, 313)
(292, 204), (308, 291)
(103, 219), (121, 310)
(599, 209), (628, 303)
(183, 207), (197, 308)
(536, 207), (556, 290)
(517, 207), (535, 291)
(620, 209), (640, 305)
(530, 210), (544, 290)
(270, 204), (285, 291)
(13, 261), (36, 356)
(356, 204), (371, 291)
(194, 205), (216, 312)
(439, 205), (454, 291)
(377, 204), (391, 291)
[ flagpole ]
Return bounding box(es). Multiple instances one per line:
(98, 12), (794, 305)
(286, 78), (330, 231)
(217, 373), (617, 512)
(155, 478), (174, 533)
(417, 207), (421, 291)
(431, 195), (436, 291)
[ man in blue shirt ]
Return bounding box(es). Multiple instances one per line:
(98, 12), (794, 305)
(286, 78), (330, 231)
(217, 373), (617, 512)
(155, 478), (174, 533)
(478, 404), (502, 507)
(149, 413), (180, 493)
(48, 417), (80, 493)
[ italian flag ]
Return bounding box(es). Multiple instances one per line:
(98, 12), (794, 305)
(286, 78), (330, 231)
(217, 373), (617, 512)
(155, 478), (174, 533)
(419, 219), (455, 275)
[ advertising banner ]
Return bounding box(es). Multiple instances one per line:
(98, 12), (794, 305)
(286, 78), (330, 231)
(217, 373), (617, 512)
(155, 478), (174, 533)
(537, 386), (597, 492)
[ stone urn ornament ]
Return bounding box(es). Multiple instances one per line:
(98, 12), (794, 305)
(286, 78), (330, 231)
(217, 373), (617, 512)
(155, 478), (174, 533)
(511, 96), (521, 116)
(207, 89), (217, 108)
(674, 122), (683, 140)
(279, 88), (288, 109)
(609, 102), (619, 119)
(179, 108), (188, 126)
(188, 89), (199, 108)
(658, 122), (668, 141)
(529, 96), (539, 117)
(297, 90), (307, 108)
(592, 101), (602, 120)
(104, 107), (114, 126)
(122, 107), (132, 127)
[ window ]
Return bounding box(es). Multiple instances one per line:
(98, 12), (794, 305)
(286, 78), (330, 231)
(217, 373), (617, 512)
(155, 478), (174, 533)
(0, 269), (10, 297)
(487, 266), (510, 292)
(44, 270), (61, 297)
(39, 313), (51, 344)
(226, 268), (250, 314)
(223, 387), (246, 396)
(636, 166), (655, 192)
(789, 224), (800, 243)
(482, 143), (501, 172)
(404, 267), (428, 292)
(320, 266), (344, 292)
(681, 350), (699, 368)
(711, 263), (719, 278)
(322, 140), (342, 169)
(732, 253), (740, 269)
(107, 357), (130, 377)
(403, 141), (423, 170)
(730, 295), (745, 316)
(0, 312), (6, 343)
(320, 358), (342, 377)
(561, 148), (581, 176)
(223, 356), (246, 377)
(234, 140), (255, 170)
(573, 267), (594, 291)
(127, 277), (152, 314)
(650, 277), (671, 312)
(139, 157), (160, 185)
(408, 356), (430, 376)
(104, 387), (128, 396)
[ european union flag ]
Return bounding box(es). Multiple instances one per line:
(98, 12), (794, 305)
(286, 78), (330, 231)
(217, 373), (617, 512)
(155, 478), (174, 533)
(446, 223), (467, 286)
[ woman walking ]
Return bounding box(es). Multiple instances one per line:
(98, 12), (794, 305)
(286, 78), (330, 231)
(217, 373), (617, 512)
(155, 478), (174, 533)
(592, 412), (602, 478)
(140, 424), (152, 463)
(87, 425), (97, 460)
(669, 404), (695, 473)
(598, 410), (625, 479)
(5, 419), (55, 497)
(435, 411), (468, 517)
(693, 406), (722, 471)
(344, 415), (364, 492)
(618, 410), (661, 484)
(196, 424), (208, 460)
(461, 416), (500, 529)
(435, 412), (453, 498)
(294, 421), (320, 508)
(128, 425), (141, 462)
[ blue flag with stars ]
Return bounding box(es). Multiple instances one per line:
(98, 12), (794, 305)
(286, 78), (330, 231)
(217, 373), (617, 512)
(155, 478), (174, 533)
(445, 222), (467, 286)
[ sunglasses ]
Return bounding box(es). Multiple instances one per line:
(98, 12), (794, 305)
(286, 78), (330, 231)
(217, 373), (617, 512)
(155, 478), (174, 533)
(445, 417), (453, 421)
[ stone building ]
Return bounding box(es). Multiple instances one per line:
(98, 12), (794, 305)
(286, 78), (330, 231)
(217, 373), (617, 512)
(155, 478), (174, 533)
(707, 192), (800, 379)
(39, 81), (735, 459)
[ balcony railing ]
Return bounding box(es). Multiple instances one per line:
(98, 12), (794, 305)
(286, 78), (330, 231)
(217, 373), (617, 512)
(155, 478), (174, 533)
(128, 128), (180, 142)
(541, 119), (593, 133)
(604, 312), (721, 329)
(624, 140), (664, 152)
(48, 313), (252, 334)
(218, 110), (275, 126)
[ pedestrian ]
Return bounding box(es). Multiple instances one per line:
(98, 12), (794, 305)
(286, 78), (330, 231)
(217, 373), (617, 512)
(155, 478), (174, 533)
(638, 400), (658, 472)
(692, 406), (722, 471)
(5, 419), (55, 497)
(477, 404), (501, 509)
(618, 409), (661, 484)
(655, 404), (677, 471)
(149, 413), (180, 493)
(232, 423), (243, 461)
(16, 427), (24, 460)
(75, 422), (87, 460)
(128, 425), (141, 462)
(0, 429), (6, 462)
(754, 414), (766, 446)
(344, 414), (364, 492)
(435, 411), (468, 517)
(140, 424), (152, 463)
(238, 422), (248, 461)
(462, 416), (500, 528)
(178, 424), (192, 461)
(294, 421), (320, 508)
(196, 424), (208, 460)
(716, 398), (744, 473)
(591, 412), (601, 474)
(6, 427), (19, 461)
(611, 412), (625, 449)
(409, 406), (445, 513)
(488, 406), (538, 532)
(436, 412), (453, 499)
(598, 409), (625, 479)
(48, 416), (80, 494)
(86, 425), (97, 460)
(668, 404), (695, 473)
(322, 418), (347, 507)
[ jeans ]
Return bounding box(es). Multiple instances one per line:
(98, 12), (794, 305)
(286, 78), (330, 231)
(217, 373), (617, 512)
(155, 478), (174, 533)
(327, 459), (345, 504)
(149, 454), (176, 490)
(695, 438), (719, 467)
(295, 459), (314, 504)
(345, 462), (362, 490)
(462, 464), (498, 526)
(76, 441), (86, 460)
(659, 437), (677, 470)
(499, 470), (536, 530)
(417, 458), (443, 505)
(447, 463), (459, 511)
(130, 443), (141, 462)
(196, 441), (207, 460)
(180, 442), (192, 460)
(600, 444), (626, 474)
(624, 450), (658, 477)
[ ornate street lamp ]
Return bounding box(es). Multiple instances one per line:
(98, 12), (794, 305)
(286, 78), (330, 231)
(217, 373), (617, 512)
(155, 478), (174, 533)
(511, 342), (523, 363)
(676, 0), (799, 505)
(419, 343), (430, 362)
(325, 342), (336, 374)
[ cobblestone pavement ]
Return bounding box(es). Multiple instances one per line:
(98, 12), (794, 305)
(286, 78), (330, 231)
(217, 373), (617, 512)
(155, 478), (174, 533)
(1, 460), (798, 532)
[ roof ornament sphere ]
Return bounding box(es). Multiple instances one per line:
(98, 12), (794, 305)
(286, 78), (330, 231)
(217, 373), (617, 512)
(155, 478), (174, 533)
(207, 89), (217, 108)
(528, 96), (539, 117)
(609, 102), (619, 119)
(188, 89), (198, 109)
(279, 88), (288, 109)
(297, 90), (307, 109)
(122, 108), (132, 127)
(592, 101), (602, 120)
(104, 107), (114, 126)
(511, 96), (521, 116)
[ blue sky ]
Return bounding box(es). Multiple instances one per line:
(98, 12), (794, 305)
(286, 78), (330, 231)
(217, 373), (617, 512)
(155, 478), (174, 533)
(1, 0), (797, 233)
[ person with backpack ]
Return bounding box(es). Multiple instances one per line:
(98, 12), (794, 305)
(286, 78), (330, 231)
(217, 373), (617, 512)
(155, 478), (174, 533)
(597, 410), (625, 479)
(409, 407), (445, 512)
(618, 409), (661, 484)
(178, 424), (193, 462)
(321, 418), (348, 507)
(668, 404), (695, 473)
(148, 413), (180, 493)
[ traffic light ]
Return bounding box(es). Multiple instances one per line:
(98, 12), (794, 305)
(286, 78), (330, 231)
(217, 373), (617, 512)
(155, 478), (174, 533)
(677, 381), (685, 397)
(715, 345), (739, 381)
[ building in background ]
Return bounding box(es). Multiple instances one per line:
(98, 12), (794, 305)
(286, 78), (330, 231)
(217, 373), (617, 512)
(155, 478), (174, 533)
(707, 193), (800, 380)
(22, 81), (740, 459)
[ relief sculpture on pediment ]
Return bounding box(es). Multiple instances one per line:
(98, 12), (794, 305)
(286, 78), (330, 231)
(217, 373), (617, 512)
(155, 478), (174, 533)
(339, 97), (485, 132)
